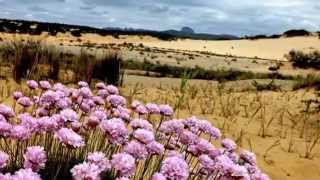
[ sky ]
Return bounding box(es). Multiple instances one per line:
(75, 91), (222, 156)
(0, 0), (319, 36)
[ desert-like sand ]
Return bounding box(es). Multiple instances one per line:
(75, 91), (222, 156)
(1, 32), (319, 61)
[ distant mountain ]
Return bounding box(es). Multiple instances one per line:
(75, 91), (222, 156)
(162, 27), (239, 40)
(103, 26), (240, 40)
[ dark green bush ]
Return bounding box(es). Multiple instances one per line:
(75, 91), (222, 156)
(287, 50), (320, 69)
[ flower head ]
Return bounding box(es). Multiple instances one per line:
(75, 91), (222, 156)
(111, 153), (136, 177)
(146, 103), (160, 114)
(124, 140), (148, 160)
(159, 104), (173, 116)
(160, 156), (189, 180)
(13, 91), (23, 100)
(54, 128), (85, 148)
(0, 151), (9, 169)
(26, 80), (38, 89)
(133, 129), (155, 144)
(0, 104), (15, 118)
(23, 146), (47, 172)
(10, 125), (32, 141)
(86, 152), (111, 173)
(39, 81), (52, 90)
(130, 119), (153, 131)
(152, 173), (166, 180)
(12, 168), (41, 180)
(222, 138), (237, 152)
(71, 162), (100, 180)
(60, 108), (78, 122)
(100, 118), (129, 145)
(106, 85), (119, 95)
(107, 95), (126, 107)
(146, 141), (165, 155)
(17, 97), (33, 108)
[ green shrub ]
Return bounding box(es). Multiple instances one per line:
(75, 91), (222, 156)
(286, 50), (320, 69)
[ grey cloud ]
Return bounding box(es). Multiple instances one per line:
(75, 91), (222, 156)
(0, 0), (319, 35)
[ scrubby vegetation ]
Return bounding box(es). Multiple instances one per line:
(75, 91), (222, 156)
(0, 40), (121, 85)
(286, 50), (320, 69)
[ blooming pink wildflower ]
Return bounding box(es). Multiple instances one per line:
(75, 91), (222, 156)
(23, 146), (47, 172)
(0, 151), (9, 169)
(160, 156), (189, 180)
(39, 80), (52, 90)
(133, 128), (155, 144)
(71, 162), (101, 180)
(12, 168), (41, 180)
(124, 140), (148, 160)
(111, 153), (136, 177)
(86, 152), (111, 173)
(54, 128), (85, 148)
(26, 80), (38, 89)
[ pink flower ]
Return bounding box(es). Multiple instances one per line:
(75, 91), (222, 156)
(71, 121), (82, 132)
(179, 131), (198, 146)
(124, 140), (148, 160)
(0, 173), (11, 179)
(86, 152), (111, 173)
(135, 105), (148, 115)
(55, 98), (71, 109)
(13, 91), (23, 100)
(39, 90), (59, 107)
(251, 171), (270, 180)
(23, 146), (47, 172)
(10, 125), (32, 141)
(79, 87), (93, 98)
(26, 80), (38, 89)
(106, 85), (119, 95)
(107, 95), (126, 107)
(54, 128), (85, 148)
(240, 150), (257, 166)
(0, 114), (6, 122)
(12, 168), (41, 180)
(198, 154), (215, 174)
(78, 81), (89, 87)
(146, 103), (160, 114)
(0, 121), (12, 137)
(93, 96), (105, 106)
(113, 106), (130, 122)
(0, 151), (9, 169)
(97, 89), (108, 98)
(146, 141), (164, 155)
(222, 138), (237, 152)
(39, 81), (51, 90)
(131, 100), (141, 109)
(160, 156), (189, 180)
(37, 116), (58, 132)
(152, 173), (166, 180)
(159, 119), (184, 134)
(100, 118), (129, 145)
(130, 119), (153, 131)
(95, 82), (107, 90)
(111, 153), (136, 177)
(71, 162), (101, 180)
(0, 104), (15, 118)
(60, 108), (78, 122)
(133, 129), (155, 144)
(17, 97), (33, 108)
(159, 104), (173, 116)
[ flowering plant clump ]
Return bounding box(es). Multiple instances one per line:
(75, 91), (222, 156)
(0, 80), (269, 180)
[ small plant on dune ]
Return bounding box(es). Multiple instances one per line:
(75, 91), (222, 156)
(0, 80), (269, 180)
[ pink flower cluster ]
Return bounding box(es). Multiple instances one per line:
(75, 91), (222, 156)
(0, 80), (268, 180)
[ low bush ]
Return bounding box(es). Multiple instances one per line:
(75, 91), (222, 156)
(286, 50), (320, 69)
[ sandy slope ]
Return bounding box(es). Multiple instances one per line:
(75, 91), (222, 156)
(142, 36), (320, 60)
(0, 32), (319, 61)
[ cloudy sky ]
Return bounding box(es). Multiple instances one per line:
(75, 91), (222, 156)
(0, 0), (319, 35)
